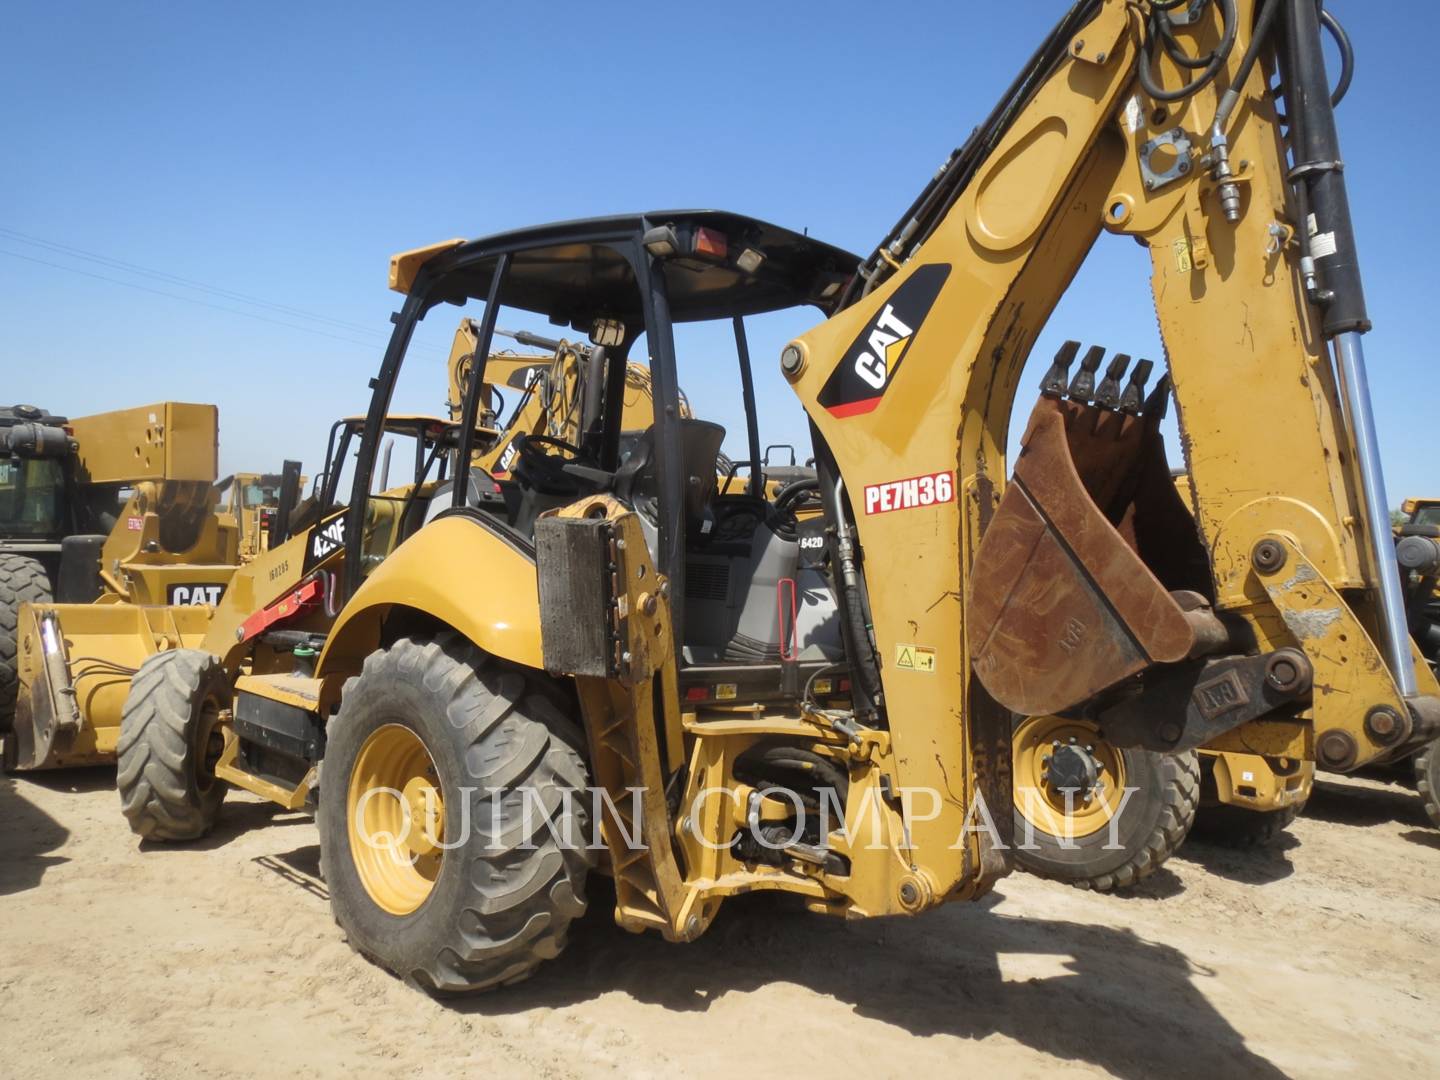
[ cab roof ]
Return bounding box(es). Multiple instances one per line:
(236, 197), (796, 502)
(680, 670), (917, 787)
(390, 210), (860, 327)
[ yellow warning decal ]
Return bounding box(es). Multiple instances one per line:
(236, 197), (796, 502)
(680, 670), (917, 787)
(1172, 237), (1192, 273)
(894, 644), (936, 673)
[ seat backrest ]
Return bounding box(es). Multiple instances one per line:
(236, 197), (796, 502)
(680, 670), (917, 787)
(421, 473), (480, 526)
(614, 419), (726, 533)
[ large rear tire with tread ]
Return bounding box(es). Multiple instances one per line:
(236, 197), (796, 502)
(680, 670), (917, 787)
(318, 637), (594, 995)
(1012, 715), (1200, 893)
(1189, 801), (1303, 848)
(0, 553), (53, 735)
(1415, 740), (1440, 830)
(116, 649), (229, 841)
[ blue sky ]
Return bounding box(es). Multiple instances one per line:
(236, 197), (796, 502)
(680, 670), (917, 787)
(2, 2), (1432, 503)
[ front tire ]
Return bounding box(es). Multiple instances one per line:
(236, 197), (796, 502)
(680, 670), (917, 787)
(1415, 739), (1440, 829)
(1012, 714), (1199, 892)
(116, 649), (229, 840)
(0, 553), (53, 735)
(318, 638), (594, 994)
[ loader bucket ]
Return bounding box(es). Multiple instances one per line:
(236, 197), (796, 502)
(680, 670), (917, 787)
(10, 601), (212, 769)
(968, 362), (1212, 717)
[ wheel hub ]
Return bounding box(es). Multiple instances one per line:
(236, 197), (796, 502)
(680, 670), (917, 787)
(1044, 741), (1102, 796)
(400, 775), (444, 858)
(1013, 715), (1128, 840)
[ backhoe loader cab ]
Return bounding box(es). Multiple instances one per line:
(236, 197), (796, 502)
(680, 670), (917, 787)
(344, 212), (857, 659)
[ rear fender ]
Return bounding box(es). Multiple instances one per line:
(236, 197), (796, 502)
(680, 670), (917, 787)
(315, 514), (542, 703)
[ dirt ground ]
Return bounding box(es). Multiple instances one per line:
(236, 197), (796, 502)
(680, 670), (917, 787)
(3, 768), (1438, 1080)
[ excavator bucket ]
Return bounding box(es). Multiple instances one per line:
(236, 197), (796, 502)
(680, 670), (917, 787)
(969, 343), (1215, 716)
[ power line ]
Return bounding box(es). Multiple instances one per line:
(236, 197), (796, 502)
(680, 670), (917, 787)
(0, 225), (389, 340)
(0, 247), (384, 349)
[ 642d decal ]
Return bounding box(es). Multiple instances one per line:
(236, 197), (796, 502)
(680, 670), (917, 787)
(818, 263), (950, 418)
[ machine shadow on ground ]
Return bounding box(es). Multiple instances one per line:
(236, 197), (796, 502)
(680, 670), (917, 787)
(1175, 832), (1298, 886)
(1400, 828), (1440, 851)
(445, 886), (1287, 1080)
(0, 772), (75, 898)
(1304, 778), (1428, 829)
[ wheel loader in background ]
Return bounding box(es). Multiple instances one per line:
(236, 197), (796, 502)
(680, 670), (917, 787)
(219, 471), (307, 562)
(0, 401), (244, 764)
(95, 0), (1438, 995)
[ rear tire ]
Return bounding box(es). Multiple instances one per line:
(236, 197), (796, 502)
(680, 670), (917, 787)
(1012, 715), (1200, 892)
(318, 637), (594, 994)
(0, 554), (53, 734)
(116, 649), (229, 841)
(1414, 740), (1440, 829)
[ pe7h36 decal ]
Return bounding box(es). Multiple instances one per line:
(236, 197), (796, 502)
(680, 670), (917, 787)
(863, 470), (955, 515)
(817, 263), (951, 419)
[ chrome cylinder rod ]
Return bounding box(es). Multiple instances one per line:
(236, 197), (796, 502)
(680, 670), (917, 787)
(1334, 330), (1417, 697)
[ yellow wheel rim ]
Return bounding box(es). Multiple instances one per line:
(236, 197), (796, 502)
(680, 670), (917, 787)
(1013, 715), (1127, 840)
(347, 724), (445, 916)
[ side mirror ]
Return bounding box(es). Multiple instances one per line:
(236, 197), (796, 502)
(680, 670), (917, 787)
(589, 318), (624, 348)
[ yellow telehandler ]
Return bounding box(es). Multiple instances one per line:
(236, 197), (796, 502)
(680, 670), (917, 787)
(0, 401), (257, 769)
(103, 0), (1434, 995)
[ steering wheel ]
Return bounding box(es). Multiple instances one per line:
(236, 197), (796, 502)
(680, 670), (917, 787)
(513, 433), (607, 496)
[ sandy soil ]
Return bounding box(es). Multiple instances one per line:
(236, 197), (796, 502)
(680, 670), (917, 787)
(3, 766), (1438, 1080)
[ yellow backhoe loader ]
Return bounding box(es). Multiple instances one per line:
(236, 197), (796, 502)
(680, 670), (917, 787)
(446, 318), (683, 476)
(104, 0), (1434, 995)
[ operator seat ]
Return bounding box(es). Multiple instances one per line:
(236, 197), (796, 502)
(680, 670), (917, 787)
(614, 419), (726, 536)
(422, 472), (484, 526)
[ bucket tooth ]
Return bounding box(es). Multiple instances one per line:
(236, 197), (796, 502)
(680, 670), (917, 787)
(1094, 354), (1130, 410)
(1066, 345), (1106, 401)
(1040, 340), (1081, 397)
(1119, 358), (1154, 415)
(1143, 372), (1171, 419)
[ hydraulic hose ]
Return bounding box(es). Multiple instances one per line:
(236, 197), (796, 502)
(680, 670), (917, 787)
(1319, 8), (1353, 106)
(1139, 0), (1239, 103)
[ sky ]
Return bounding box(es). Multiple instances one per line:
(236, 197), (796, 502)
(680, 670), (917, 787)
(2, 1), (1433, 505)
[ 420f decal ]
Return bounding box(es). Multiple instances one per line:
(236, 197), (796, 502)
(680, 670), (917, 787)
(817, 263), (950, 418)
